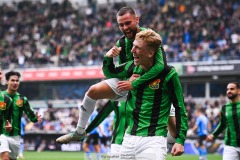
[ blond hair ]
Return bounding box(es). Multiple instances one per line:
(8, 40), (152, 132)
(135, 29), (162, 53)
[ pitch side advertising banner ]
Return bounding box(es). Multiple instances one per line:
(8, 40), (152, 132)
(183, 63), (240, 76)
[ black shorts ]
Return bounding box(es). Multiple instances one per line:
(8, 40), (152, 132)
(85, 133), (99, 145)
(100, 137), (108, 146)
(198, 135), (207, 146)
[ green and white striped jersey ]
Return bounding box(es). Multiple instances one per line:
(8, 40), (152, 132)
(212, 101), (240, 147)
(3, 91), (38, 136)
(103, 59), (188, 145)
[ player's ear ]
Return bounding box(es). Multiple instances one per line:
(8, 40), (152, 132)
(135, 16), (139, 24)
(148, 50), (155, 58)
(238, 88), (240, 95)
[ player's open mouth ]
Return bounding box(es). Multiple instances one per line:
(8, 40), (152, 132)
(133, 56), (139, 61)
(125, 30), (132, 37)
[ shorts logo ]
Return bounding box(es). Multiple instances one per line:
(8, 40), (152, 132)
(149, 79), (161, 89)
(0, 102), (7, 110)
(16, 99), (24, 107)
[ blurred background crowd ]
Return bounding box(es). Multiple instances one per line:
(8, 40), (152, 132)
(0, 0), (240, 69)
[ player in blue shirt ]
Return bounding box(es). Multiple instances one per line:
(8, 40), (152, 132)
(18, 115), (27, 159)
(190, 106), (209, 160)
(83, 109), (101, 160)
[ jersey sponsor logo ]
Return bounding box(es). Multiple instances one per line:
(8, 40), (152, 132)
(0, 102), (7, 110)
(149, 79), (161, 89)
(16, 99), (24, 107)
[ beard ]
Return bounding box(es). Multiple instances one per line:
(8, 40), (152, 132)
(124, 27), (138, 40)
(227, 93), (238, 100)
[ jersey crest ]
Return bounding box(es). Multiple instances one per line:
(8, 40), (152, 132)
(0, 102), (7, 110)
(16, 99), (24, 107)
(149, 79), (161, 89)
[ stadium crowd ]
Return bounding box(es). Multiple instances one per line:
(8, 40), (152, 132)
(0, 0), (240, 69)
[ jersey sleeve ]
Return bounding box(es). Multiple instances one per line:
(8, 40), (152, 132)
(23, 97), (38, 123)
(102, 56), (133, 79)
(168, 69), (188, 145)
(131, 46), (166, 89)
(212, 106), (227, 138)
(85, 100), (115, 133)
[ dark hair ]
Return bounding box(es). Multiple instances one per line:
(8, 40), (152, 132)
(5, 71), (21, 81)
(117, 6), (136, 17)
(228, 82), (240, 89)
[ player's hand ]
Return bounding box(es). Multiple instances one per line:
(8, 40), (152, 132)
(4, 120), (12, 133)
(129, 74), (140, 82)
(171, 143), (184, 156)
(36, 112), (42, 123)
(117, 81), (133, 91)
(105, 46), (121, 58)
(206, 134), (214, 142)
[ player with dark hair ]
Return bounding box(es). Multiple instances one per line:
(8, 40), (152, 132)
(207, 82), (240, 160)
(0, 71), (42, 160)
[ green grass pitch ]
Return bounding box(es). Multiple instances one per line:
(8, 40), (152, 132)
(20, 151), (222, 160)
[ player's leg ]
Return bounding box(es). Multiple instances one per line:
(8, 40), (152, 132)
(197, 136), (207, 160)
(136, 136), (167, 160)
(0, 135), (11, 160)
(92, 134), (101, 160)
(8, 136), (20, 160)
(110, 144), (122, 154)
(18, 136), (24, 159)
(222, 145), (240, 160)
(83, 139), (91, 160)
(75, 80), (117, 134)
(56, 78), (128, 143)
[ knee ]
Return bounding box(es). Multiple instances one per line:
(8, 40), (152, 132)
(82, 143), (89, 151)
(87, 84), (100, 97)
(87, 83), (108, 100)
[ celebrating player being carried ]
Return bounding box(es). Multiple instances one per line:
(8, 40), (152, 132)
(56, 6), (177, 147)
